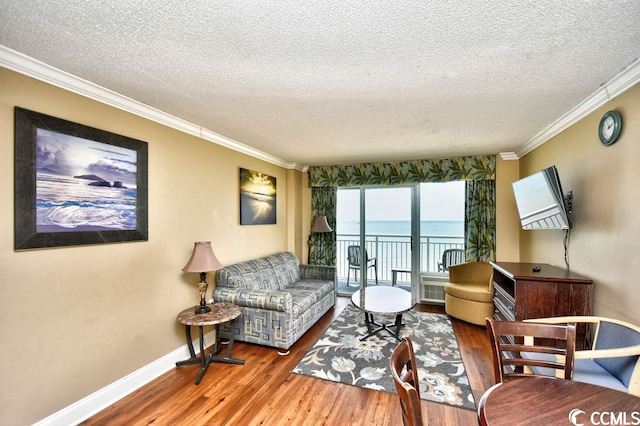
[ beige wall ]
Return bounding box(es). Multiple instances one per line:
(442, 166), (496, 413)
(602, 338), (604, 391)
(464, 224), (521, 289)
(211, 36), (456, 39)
(495, 156), (520, 262)
(0, 68), (297, 425)
(287, 168), (305, 261)
(519, 82), (640, 326)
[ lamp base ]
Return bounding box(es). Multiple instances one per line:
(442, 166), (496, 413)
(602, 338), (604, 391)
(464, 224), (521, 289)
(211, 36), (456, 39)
(195, 303), (211, 315)
(195, 273), (211, 314)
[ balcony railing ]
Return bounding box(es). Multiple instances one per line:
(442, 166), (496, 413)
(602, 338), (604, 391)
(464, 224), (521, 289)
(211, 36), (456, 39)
(337, 234), (464, 283)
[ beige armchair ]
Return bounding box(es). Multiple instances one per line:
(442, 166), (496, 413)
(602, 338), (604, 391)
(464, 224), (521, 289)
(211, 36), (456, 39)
(444, 262), (493, 326)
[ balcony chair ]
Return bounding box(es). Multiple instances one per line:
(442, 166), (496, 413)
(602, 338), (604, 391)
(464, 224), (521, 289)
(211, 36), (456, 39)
(390, 337), (424, 426)
(437, 248), (465, 272)
(523, 316), (640, 396)
(346, 245), (378, 286)
(485, 317), (577, 383)
(444, 262), (493, 326)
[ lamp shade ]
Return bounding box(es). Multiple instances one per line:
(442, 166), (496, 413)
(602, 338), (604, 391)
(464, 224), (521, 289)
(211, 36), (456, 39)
(310, 216), (333, 233)
(182, 241), (223, 273)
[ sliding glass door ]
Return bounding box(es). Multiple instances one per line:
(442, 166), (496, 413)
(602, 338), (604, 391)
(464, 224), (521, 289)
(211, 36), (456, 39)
(336, 182), (465, 298)
(336, 186), (417, 296)
(419, 181), (465, 272)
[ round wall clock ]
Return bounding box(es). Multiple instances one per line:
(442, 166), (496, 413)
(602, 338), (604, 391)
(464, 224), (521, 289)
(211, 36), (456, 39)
(599, 110), (622, 146)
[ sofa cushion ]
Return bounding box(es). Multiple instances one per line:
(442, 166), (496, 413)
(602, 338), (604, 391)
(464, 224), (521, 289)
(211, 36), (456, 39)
(251, 257), (282, 290)
(216, 252), (302, 290)
(216, 260), (266, 289)
(266, 252), (302, 289)
(444, 282), (493, 303)
(287, 279), (335, 318)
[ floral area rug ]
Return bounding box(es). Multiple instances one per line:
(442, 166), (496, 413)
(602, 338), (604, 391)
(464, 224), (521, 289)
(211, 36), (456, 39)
(292, 304), (476, 410)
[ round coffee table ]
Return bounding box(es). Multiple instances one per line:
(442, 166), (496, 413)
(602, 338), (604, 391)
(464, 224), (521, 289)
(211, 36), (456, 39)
(351, 286), (415, 341)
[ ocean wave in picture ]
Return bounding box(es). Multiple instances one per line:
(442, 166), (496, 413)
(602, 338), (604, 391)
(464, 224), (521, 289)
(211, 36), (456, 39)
(240, 191), (276, 223)
(36, 172), (136, 232)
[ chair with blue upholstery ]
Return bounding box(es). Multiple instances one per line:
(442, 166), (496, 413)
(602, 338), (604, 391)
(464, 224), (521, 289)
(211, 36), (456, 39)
(524, 316), (640, 396)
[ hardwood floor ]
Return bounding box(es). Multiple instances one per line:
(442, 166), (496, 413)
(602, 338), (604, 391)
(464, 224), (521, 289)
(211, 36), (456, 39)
(82, 297), (495, 425)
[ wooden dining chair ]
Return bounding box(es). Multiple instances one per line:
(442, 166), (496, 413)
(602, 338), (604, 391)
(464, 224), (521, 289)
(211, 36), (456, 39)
(390, 337), (424, 426)
(485, 317), (577, 383)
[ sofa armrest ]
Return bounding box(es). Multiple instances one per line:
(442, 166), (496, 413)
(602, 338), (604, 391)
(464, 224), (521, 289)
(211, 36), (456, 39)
(300, 264), (336, 282)
(212, 287), (292, 312)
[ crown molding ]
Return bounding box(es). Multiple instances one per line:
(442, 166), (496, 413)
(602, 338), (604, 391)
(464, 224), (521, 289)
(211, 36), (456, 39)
(515, 57), (640, 158)
(0, 45), (305, 171)
(499, 152), (519, 161)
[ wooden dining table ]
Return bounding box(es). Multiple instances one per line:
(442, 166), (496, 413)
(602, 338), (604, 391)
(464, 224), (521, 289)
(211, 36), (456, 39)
(478, 376), (640, 426)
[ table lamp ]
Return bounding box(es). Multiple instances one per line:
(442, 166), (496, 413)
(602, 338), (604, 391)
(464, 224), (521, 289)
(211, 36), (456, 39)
(308, 215), (333, 262)
(182, 241), (223, 314)
(310, 215), (332, 234)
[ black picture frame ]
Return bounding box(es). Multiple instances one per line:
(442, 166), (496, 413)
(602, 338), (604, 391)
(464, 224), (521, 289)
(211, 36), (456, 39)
(14, 107), (148, 250)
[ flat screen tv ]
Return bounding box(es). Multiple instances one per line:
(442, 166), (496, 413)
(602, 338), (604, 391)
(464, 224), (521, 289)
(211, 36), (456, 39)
(512, 166), (572, 230)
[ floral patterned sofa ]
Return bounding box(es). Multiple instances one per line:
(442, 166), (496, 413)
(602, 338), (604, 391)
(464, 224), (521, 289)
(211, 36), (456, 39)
(212, 252), (336, 353)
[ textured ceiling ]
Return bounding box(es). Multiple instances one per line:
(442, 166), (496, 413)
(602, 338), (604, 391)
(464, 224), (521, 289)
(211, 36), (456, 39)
(1, 1), (640, 167)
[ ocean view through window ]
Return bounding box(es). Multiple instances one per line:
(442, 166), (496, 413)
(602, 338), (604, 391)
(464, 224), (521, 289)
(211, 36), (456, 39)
(336, 182), (465, 288)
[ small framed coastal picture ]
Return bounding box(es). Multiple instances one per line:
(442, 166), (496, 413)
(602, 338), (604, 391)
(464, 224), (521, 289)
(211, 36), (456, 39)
(14, 107), (148, 250)
(239, 168), (276, 225)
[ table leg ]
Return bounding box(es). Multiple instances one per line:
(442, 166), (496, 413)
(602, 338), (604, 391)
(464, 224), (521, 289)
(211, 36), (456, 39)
(194, 326), (210, 385)
(175, 318), (245, 385)
(393, 314), (404, 339)
(360, 313), (388, 341)
(359, 312), (404, 342)
(208, 319), (245, 365)
(175, 325), (212, 385)
(176, 325), (198, 367)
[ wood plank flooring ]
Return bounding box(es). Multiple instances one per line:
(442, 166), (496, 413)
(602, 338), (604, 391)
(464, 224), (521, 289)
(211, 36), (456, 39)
(82, 297), (495, 425)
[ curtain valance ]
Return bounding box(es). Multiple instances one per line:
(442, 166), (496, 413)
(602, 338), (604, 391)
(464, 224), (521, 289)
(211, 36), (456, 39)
(308, 155), (495, 187)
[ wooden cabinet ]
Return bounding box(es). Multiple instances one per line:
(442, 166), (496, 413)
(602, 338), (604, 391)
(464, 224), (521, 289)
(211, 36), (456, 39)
(490, 261), (593, 349)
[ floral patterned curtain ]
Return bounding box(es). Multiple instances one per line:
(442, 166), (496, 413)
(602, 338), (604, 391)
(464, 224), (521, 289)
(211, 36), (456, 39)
(308, 156), (495, 186)
(309, 187), (336, 266)
(308, 155), (496, 266)
(465, 179), (496, 262)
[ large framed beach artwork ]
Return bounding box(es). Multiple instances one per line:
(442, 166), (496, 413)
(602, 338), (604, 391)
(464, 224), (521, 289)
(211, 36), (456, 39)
(14, 107), (148, 250)
(239, 168), (276, 225)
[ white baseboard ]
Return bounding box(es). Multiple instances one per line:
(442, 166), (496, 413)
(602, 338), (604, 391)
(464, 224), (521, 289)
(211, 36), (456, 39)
(33, 330), (216, 426)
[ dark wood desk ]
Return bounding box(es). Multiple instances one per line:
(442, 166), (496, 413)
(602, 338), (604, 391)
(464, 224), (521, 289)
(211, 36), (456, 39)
(478, 376), (640, 426)
(351, 286), (415, 341)
(176, 303), (244, 385)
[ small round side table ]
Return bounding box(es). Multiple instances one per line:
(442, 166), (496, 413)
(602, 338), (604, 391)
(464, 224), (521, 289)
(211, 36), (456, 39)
(176, 302), (244, 385)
